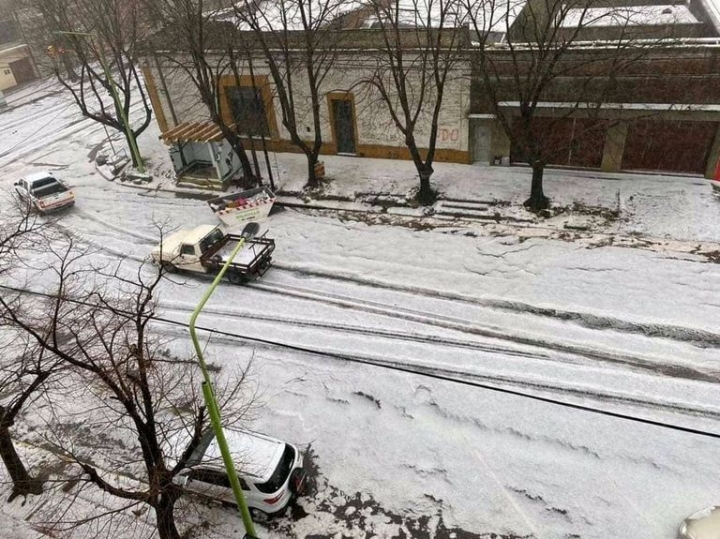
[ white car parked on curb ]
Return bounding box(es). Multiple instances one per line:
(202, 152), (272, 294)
(14, 171), (75, 213)
(173, 427), (306, 515)
(678, 506), (720, 538)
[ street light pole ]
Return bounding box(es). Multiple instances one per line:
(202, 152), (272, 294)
(54, 31), (145, 172)
(188, 222), (260, 539)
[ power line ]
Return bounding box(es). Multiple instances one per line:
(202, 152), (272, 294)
(2, 282), (720, 440)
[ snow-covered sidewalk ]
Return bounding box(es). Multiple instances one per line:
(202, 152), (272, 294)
(127, 120), (720, 247)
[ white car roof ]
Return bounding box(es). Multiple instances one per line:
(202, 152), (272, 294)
(22, 171), (57, 185)
(166, 426), (286, 483)
(203, 428), (286, 483)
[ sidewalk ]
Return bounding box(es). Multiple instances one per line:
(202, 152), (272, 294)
(132, 121), (720, 252)
(269, 152), (720, 241)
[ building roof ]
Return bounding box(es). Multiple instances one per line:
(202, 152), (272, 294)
(560, 5), (700, 28)
(231, 0), (365, 31)
(699, 0), (720, 33)
(497, 101), (720, 112)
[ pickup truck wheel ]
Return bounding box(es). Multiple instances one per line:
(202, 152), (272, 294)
(161, 262), (178, 274)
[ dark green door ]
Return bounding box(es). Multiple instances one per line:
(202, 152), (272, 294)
(332, 100), (356, 154)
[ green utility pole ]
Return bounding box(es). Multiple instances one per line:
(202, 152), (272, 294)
(189, 222), (259, 538)
(53, 31), (145, 172)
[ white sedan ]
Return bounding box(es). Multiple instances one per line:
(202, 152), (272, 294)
(14, 172), (75, 213)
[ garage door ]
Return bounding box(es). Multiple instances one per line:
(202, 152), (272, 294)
(9, 58), (36, 85)
(510, 117), (606, 168)
(622, 120), (717, 175)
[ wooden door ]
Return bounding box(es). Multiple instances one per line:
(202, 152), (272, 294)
(332, 99), (356, 154)
(9, 58), (35, 85)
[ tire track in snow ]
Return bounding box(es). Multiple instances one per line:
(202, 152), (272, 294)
(246, 279), (719, 384)
(54, 213), (719, 384)
(159, 301), (558, 362)
(64, 198), (720, 349)
(269, 264), (720, 348)
(53, 221), (148, 264)
(72, 207), (157, 244)
(79, 191), (203, 210)
(0, 99), (151, 168)
(155, 322), (720, 422)
(0, 98), (70, 134)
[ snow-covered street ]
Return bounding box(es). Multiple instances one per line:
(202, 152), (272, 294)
(2, 80), (720, 539)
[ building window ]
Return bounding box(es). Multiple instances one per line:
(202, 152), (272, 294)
(3, 69), (10, 76)
(226, 86), (270, 137)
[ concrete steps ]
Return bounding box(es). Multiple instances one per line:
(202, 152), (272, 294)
(435, 199), (496, 220)
(176, 176), (228, 191)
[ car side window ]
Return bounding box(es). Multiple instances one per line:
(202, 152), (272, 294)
(188, 468), (250, 490)
(19, 180), (27, 191)
(180, 244), (195, 256)
(189, 468), (230, 488)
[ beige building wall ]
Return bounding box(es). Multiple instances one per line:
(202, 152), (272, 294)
(0, 64), (16, 90)
(145, 51), (471, 164)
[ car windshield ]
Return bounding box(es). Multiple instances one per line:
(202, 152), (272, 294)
(254, 443), (295, 494)
(31, 178), (66, 197)
(199, 228), (224, 254)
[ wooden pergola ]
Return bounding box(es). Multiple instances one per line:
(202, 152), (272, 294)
(159, 121), (236, 144)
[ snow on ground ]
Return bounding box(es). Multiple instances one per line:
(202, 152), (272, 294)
(1, 77), (720, 539)
(233, 149), (720, 244)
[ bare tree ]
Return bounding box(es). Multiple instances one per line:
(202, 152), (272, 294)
(464, 0), (674, 211)
(0, 201), (56, 500)
(0, 234), (254, 539)
(0, 335), (61, 501)
(364, 0), (469, 205)
(233, 0), (350, 188)
(27, 0), (152, 169)
(144, 0), (257, 184)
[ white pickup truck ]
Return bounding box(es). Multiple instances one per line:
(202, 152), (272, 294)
(14, 172), (75, 214)
(151, 224), (274, 283)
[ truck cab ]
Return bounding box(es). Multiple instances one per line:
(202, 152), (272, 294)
(152, 225), (222, 273)
(151, 224), (275, 283)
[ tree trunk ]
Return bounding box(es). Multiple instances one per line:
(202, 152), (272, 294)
(305, 151), (318, 189)
(415, 162), (435, 206)
(417, 164), (435, 206)
(154, 493), (181, 539)
(61, 53), (78, 82)
(248, 135), (261, 181)
(0, 422), (42, 501)
(407, 138), (435, 206)
(228, 136), (255, 187)
(124, 131), (140, 167)
(260, 133), (275, 191)
(524, 162), (550, 212)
